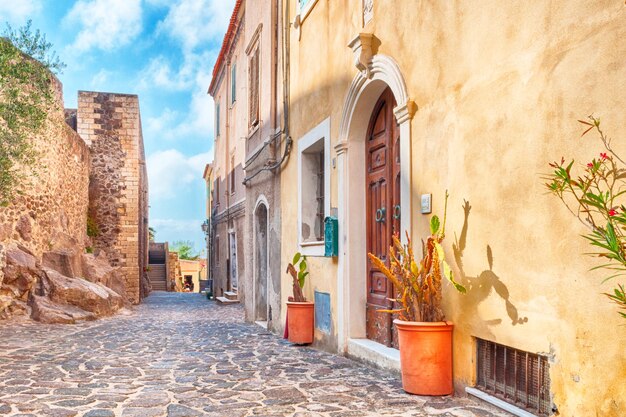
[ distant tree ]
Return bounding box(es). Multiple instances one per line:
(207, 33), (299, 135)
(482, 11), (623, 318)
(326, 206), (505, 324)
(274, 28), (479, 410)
(170, 240), (199, 260)
(0, 20), (65, 206)
(148, 227), (156, 241)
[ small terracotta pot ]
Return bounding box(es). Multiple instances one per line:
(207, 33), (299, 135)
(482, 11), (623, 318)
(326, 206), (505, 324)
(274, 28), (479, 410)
(394, 319), (454, 395)
(286, 301), (314, 344)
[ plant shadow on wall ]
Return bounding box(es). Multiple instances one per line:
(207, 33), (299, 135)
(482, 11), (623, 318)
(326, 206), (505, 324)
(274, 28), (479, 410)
(452, 200), (528, 333)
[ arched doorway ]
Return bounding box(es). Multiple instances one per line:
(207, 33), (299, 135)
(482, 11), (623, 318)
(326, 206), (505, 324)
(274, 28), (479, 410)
(254, 202), (268, 321)
(335, 53), (415, 357)
(365, 87), (400, 348)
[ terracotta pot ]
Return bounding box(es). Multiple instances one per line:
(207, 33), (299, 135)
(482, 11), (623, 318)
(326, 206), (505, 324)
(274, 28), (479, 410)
(286, 301), (314, 344)
(394, 319), (454, 395)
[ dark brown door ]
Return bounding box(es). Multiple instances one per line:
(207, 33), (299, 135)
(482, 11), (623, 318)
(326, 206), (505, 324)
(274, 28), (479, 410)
(366, 87), (401, 348)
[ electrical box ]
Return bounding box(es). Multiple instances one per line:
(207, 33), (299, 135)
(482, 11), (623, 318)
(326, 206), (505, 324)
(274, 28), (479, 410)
(324, 216), (338, 257)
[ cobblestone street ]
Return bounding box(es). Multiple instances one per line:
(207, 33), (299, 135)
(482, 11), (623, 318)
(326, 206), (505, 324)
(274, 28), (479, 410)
(0, 293), (508, 417)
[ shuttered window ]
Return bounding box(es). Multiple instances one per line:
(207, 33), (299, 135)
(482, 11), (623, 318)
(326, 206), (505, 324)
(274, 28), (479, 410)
(215, 103), (220, 137)
(231, 64), (236, 104)
(249, 48), (260, 128)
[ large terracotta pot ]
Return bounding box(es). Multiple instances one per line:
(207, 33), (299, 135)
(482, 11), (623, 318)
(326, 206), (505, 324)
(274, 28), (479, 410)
(394, 319), (454, 395)
(286, 301), (314, 344)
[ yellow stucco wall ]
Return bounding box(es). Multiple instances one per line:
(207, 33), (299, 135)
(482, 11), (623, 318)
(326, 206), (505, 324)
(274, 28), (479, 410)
(280, 1), (626, 415)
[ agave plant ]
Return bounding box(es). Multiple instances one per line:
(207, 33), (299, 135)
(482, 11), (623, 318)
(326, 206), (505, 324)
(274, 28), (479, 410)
(286, 252), (308, 302)
(368, 191), (466, 322)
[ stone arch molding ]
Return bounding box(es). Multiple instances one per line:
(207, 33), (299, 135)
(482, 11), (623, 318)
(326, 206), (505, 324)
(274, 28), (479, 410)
(254, 194), (269, 214)
(334, 40), (417, 357)
(339, 53), (415, 142)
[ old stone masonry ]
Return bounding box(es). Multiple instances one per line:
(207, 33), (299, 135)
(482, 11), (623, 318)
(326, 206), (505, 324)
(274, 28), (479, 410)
(0, 293), (509, 417)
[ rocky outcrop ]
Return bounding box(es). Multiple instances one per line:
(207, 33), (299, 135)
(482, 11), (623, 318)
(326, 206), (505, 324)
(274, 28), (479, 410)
(45, 268), (124, 317)
(82, 252), (127, 301)
(0, 245), (42, 319)
(30, 294), (96, 324)
(0, 242), (128, 323)
(42, 249), (83, 279)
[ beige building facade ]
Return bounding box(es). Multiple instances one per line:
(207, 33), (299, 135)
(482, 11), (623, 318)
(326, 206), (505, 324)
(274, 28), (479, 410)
(209, 1), (248, 300)
(277, 1), (626, 416)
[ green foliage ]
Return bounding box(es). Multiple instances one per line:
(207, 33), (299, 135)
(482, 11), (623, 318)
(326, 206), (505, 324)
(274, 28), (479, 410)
(86, 215), (99, 238)
(545, 116), (626, 319)
(148, 227), (156, 241)
(85, 246), (94, 254)
(0, 21), (65, 206)
(171, 240), (199, 260)
(286, 252), (309, 302)
(3, 20), (66, 74)
(368, 191), (466, 322)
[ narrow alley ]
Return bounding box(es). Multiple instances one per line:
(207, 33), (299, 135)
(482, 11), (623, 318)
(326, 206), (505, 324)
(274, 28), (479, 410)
(0, 293), (507, 417)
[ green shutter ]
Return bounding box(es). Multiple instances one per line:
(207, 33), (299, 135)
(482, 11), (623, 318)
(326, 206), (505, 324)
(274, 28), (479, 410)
(216, 103), (220, 136)
(231, 64), (236, 103)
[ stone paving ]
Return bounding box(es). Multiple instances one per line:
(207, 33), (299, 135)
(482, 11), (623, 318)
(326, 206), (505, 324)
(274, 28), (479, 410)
(0, 292), (509, 417)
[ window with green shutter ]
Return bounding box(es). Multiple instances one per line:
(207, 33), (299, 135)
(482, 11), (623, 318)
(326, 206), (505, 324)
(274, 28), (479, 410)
(231, 64), (236, 104)
(216, 102), (220, 137)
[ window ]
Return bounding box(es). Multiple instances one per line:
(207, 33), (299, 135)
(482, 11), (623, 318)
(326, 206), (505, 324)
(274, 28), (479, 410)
(215, 102), (220, 137)
(297, 0), (319, 22)
(297, 117), (330, 256)
(231, 63), (236, 104)
(248, 47), (260, 128)
(230, 156), (236, 194)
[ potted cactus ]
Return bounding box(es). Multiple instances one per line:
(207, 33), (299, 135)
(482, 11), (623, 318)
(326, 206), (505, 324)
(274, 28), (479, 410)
(285, 252), (314, 344)
(368, 191), (466, 395)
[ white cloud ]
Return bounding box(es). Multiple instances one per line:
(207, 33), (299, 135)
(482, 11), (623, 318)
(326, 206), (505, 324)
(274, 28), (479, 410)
(64, 0), (142, 52)
(139, 49), (216, 140)
(0, 1), (41, 23)
(156, 0), (235, 52)
(147, 149), (211, 199)
(145, 108), (180, 140)
(89, 69), (112, 89)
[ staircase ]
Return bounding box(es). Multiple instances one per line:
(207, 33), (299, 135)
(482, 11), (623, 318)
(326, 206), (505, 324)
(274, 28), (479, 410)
(147, 264), (167, 291)
(216, 290), (239, 304)
(148, 243), (168, 292)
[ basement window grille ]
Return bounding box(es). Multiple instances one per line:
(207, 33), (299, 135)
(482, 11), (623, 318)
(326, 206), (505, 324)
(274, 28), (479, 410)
(476, 338), (551, 416)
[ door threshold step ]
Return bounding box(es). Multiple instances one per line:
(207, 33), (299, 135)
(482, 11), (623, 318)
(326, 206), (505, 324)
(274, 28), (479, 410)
(224, 291), (238, 300)
(216, 296), (240, 304)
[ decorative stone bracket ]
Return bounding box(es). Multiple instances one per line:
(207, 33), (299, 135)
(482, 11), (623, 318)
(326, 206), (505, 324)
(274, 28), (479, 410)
(348, 33), (374, 78)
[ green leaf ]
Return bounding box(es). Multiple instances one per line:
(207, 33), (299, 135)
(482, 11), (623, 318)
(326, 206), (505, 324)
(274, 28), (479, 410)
(298, 271), (309, 288)
(443, 260), (466, 294)
(430, 215), (440, 235)
(434, 242), (444, 260)
(292, 252), (301, 265)
(300, 259), (307, 272)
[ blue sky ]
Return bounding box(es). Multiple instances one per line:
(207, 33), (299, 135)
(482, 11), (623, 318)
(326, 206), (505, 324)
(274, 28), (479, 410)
(0, 0), (235, 255)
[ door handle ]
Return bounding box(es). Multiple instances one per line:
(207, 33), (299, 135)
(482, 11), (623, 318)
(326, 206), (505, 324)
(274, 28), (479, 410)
(375, 206), (386, 223)
(393, 205), (401, 220)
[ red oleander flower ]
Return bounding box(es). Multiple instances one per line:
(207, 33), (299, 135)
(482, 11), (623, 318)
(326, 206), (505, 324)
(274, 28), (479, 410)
(587, 162), (594, 168)
(601, 152), (609, 160)
(609, 209), (618, 217)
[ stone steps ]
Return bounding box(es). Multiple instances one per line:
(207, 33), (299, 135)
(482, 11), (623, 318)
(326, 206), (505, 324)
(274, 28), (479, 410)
(216, 296), (239, 304)
(224, 291), (238, 301)
(147, 263), (167, 292)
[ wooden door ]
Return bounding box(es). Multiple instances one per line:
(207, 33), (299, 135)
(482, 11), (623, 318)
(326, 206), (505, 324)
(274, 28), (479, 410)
(366, 87), (401, 348)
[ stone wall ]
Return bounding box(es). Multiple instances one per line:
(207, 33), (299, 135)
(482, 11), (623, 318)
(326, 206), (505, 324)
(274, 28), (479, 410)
(168, 251), (183, 292)
(77, 92), (149, 304)
(0, 78), (90, 259)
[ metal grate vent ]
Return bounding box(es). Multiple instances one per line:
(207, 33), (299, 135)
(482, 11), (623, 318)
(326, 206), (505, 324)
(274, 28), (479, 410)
(476, 338), (551, 416)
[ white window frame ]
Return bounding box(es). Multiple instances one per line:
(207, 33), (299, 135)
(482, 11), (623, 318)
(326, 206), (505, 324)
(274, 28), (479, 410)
(297, 0), (319, 24)
(297, 117), (330, 257)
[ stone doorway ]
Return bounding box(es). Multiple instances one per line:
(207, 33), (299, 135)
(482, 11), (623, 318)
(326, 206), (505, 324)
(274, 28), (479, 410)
(254, 202), (269, 321)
